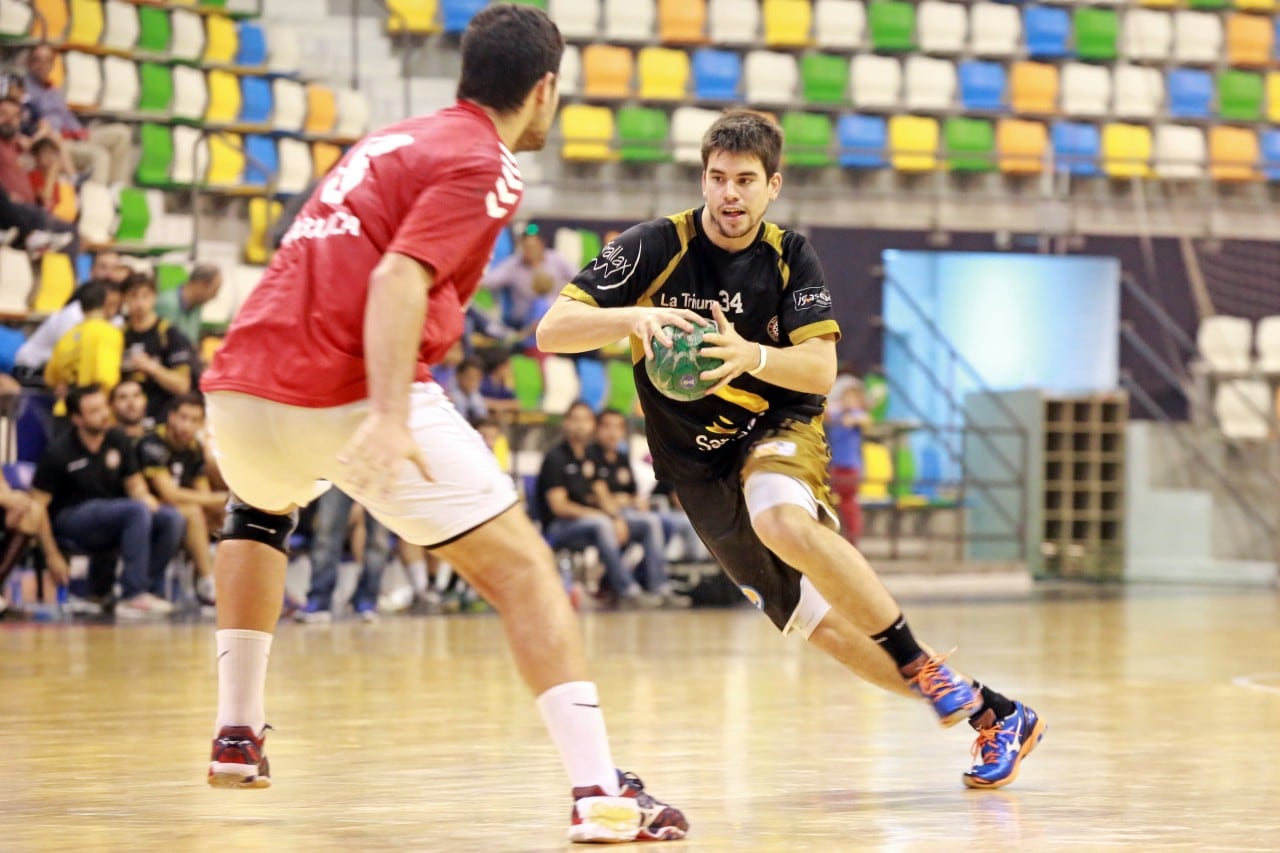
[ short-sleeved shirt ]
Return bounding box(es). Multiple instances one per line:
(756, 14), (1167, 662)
(44, 317), (123, 395)
(0, 138), (33, 204)
(123, 318), (195, 419)
(154, 286), (203, 345)
(137, 424), (206, 489)
(33, 427), (139, 518)
(535, 441), (601, 522)
(561, 207), (841, 482)
(590, 444), (637, 497)
(202, 100), (524, 408)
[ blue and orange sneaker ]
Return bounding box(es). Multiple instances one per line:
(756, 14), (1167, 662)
(963, 701), (1046, 789)
(910, 652), (982, 727)
(568, 770), (688, 843)
(208, 724), (272, 789)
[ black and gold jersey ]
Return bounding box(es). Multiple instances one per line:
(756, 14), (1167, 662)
(561, 207), (840, 482)
(137, 424), (207, 489)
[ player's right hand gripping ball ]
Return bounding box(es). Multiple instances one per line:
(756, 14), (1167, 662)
(645, 322), (724, 402)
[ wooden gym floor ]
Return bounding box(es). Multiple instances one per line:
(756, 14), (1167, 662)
(1, 585), (1278, 852)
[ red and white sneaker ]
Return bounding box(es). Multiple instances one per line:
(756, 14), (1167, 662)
(569, 770), (688, 843)
(208, 725), (271, 789)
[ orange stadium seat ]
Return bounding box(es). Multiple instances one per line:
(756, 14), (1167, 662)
(1210, 125), (1261, 180)
(1226, 13), (1272, 67)
(997, 118), (1048, 174)
(1010, 61), (1059, 114)
(582, 44), (634, 98)
(658, 0), (707, 44)
(32, 0), (68, 41)
(304, 84), (338, 136)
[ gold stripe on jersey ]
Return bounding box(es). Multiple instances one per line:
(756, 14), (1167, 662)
(790, 319), (842, 345)
(713, 384), (769, 414)
(760, 223), (793, 291)
(560, 283), (598, 307)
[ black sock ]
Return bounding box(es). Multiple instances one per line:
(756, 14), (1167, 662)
(969, 681), (1016, 727)
(870, 613), (927, 673)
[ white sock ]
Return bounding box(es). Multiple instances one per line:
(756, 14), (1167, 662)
(407, 560), (428, 595)
(215, 629), (272, 736)
(535, 681), (620, 795)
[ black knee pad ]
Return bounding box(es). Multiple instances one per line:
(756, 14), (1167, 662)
(221, 496), (298, 555)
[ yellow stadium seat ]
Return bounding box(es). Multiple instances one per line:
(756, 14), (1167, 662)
(889, 115), (939, 172)
(1268, 72), (1280, 122)
(34, 252), (76, 314)
(997, 118), (1048, 174)
(244, 197), (281, 265)
(206, 132), (246, 187)
(1236, 0), (1275, 12)
(204, 14), (238, 65)
(1227, 13), (1272, 67)
(386, 0), (439, 34)
(312, 141), (343, 178)
(1010, 61), (1059, 114)
(582, 44), (634, 98)
(1102, 123), (1152, 178)
(205, 69), (241, 125)
(33, 0), (68, 42)
(1210, 125), (1260, 181)
(637, 46), (689, 100)
(560, 104), (617, 161)
(861, 442), (893, 501)
(50, 178), (78, 223)
(763, 0), (812, 47)
(658, 0), (707, 44)
(305, 84), (338, 136)
(1138, 0), (1175, 7)
(66, 0), (103, 48)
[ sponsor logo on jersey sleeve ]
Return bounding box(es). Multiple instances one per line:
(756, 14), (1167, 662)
(792, 287), (832, 312)
(591, 240), (642, 290)
(767, 316), (780, 342)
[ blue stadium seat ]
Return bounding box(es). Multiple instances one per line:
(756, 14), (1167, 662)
(1261, 130), (1280, 180)
(236, 21), (267, 67)
(1024, 6), (1070, 59)
(240, 75), (273, 125)
(442, 0), (486, 34)
(576, 358), (608, 412)
(490, 226), (514, 267)
(692, 48), (742, 101)
(1052, 121), (1101, 176)
(244, 134), (278, 187)
(1168, 69), (1212, 119)
(959, 61), (1006, 111)
(838, 115), (888, 169)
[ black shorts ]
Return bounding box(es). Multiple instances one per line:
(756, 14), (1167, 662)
(672, 417), (837, 632)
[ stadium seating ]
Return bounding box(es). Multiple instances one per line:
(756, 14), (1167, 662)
(945, 117), (995, 173)
(838, 114), (887, 168)
(1197, 316), (1253, 374)
(617, 106), (671, 162)
(604, 0), (653, 40)
(889, 115), (938, 171)
(1214, 379), (1272, 439)
(1102, 123), (1153, 178)
(814, 0), (864, 50)
(1153, 124), (1206, 179)
(692, 48), (741, 100)
(763, 0), (811, 47)
(998, 119), (1047, 175)
(709, 0), (759, 44)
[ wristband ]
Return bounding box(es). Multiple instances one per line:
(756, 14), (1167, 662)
(748, 344), (768, 377)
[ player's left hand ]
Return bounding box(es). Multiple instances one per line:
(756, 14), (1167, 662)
(699, 302), (764, 394)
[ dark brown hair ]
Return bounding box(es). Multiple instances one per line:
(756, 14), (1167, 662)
(701, 110), (784, 178)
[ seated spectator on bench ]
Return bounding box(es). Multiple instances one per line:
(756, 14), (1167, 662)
(137, 393), (226, 605)
(535, 401), (663, 609)
(0, 98), (75, 255)
(109, 379), (148, 440)
(30, 384), (184, 618)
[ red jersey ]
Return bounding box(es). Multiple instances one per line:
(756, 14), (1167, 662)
(202, 101), (523, 407)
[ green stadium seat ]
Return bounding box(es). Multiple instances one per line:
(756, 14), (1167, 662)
(115, 188), (150, 243)
(511, 354), (544, 411)
(606, 359), (638, 414)
(509, 0), (547, 8)
(801, 53), (848, 105)
(868, 1), (915, 52)
(945, 117), (996, 172)
(1073, 8), (1118, 61)
(135, 124), (173, 187)
(617, 106), (671, 163)
(156, 263), (189, 293)
(137, 62), (173, 115)
(1187, 0), (1228, 8)
(782, 112), (834, 167)
(579, 230), (602, 268)
(1220, 70), (1264, 121)
(135, 5), (171, 55)
(471, 288), (496, 314)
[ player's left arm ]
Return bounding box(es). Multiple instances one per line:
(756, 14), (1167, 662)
(700, 302), (836, 395)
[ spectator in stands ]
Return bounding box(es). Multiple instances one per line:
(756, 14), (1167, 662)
(479, 351), (521, 418)
(27, 136), (75, 223)
(30, 384), (184, 618)
(482, 225), (577, 330)
(826, 378), (871, 546)
(449, 356), (488, 422)
(591, 409), (692, 606)
(591, 407), (706, 568)
(156, 263), (222, 347)
(137, 393), (226, 605)
(122, 272), (196, 419)
(44, 279), (124, 405)
(88, 250), (129, 285)
(24, 45), (133, 186)
(13, 271), (123, 379)
(0, 465), (69, 599)
(535, 401), (661, 609)
(0, 98), (74, 254)
(296, 487), (391, 623)
(109, 379), (148, 440)
(473, 415), (512, 474)
(2, 73), (40, 138)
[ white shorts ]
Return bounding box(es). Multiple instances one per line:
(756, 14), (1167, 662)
(206, 383), (518, 547)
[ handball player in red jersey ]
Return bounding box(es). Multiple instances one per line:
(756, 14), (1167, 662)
(199, 6), (687, 842)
